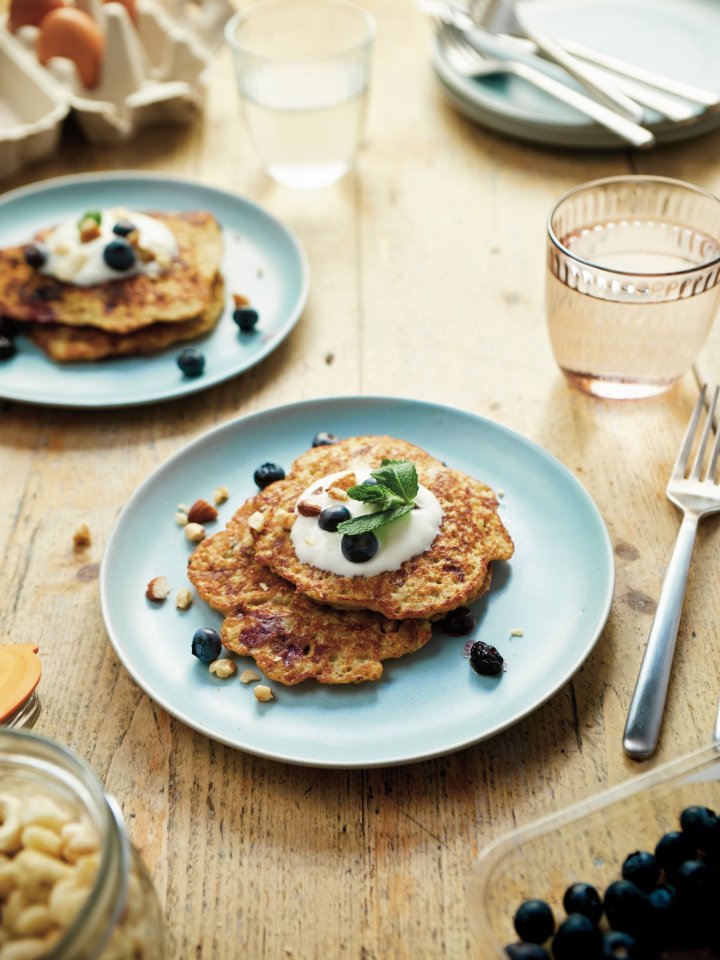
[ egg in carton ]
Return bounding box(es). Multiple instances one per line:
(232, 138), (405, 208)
(1, 0), (233, 148)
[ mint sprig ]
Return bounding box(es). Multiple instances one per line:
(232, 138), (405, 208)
(336, 459), (419, 536)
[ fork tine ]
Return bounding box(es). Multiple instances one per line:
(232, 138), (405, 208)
(671, 384), (707, 480)
(689, 384), (719, 481)
(704, 386), (720, 482)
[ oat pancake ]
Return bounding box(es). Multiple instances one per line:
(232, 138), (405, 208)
(250, 436), (514, 620)
(0, 212), (222, 334)
(27, 276), (225, 362)
(187, 500), (434, 685)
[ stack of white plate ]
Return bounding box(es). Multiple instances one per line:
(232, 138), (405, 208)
(433, 0), (720, 149)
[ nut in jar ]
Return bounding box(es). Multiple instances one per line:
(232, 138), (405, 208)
(0, 729), (164, 959)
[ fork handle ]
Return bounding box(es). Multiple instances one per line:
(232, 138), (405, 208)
(623, 513), (699, 761)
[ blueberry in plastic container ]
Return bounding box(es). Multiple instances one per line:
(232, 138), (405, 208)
(512, 899), (555, 944)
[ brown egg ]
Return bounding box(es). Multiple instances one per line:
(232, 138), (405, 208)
(103, 0), (137, 26)
(7, 0), (66, 33)
(37, 8), (105, 90)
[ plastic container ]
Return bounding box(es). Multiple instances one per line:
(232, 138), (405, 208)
(0, 727), (165, 958)
(468, 737), (720, 956)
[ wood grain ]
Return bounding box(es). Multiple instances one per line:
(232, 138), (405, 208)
(1, 2), (719, 957)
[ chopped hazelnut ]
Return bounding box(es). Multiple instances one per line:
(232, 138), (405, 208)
(258, 582), (269, 592)
(213, 486), (230, 505)
(187, 499), (218, 524)
(327, 486), (349, 502)
(509, 628), (524, 637)
(146, 576), (170, 602)
(240, 669), (260, 684)
(247, 511), (265, 532)
(232, 293), (250, 308)
(78, 218), (101, 243)
(209, 660), (237, 679)
(333, 472), (356, 491)
(175, 512), (188, 527)
(184, 522), (206, 542)
(297, 500), (321, 517)
(254, 684), (274, 702)
(175, 588), (192, 610)
(72, 524), (92, 549)
(177, 503), (190, 513)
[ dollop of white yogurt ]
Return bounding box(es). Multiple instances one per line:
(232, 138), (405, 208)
(40, 209), (178, 286)
(290, 467), (443, 577)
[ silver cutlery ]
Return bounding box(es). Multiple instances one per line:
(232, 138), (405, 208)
(421, 0), (720, 115)
(624, 385), (720, 761)
(470, 0), (645, 124)
(438, 24), (655, 149)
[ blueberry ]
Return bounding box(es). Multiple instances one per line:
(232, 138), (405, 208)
(647, 884), (676, 939)
(0, 335), (16, 361)
(0, 317), (17, 338)
(312, 432), (339, 447)
(341, 532), (378, 563)
(112, 220), (136, 237)
(440, 606), (475, 636)
(22, 242), (48, 268)
(513, 899), (555, 944)
(318, 505), (351, 532)
(563, 883), (603, 925)
(177, 348), (205, 377)
(679, 805), (719, 851)
(469, 641), (504, 676)
(603, 881), (651, 938)
(102, 239), (136, 272)
(654, 831), (697, 873)
(552, 913), (602, 960)
(191, 627), (222, 663)
(601, 930), (642, 960)
(232, 307), (259, 332)
(505, 945), (549, 960)
(622, 851), (660, 893)
(253, 463), (285, 489)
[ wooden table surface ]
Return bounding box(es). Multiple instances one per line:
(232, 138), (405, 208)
(2, 2), (720, 957)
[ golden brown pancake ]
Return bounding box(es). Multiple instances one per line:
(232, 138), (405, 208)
(187, 501), (433, 685)
(0, 212), (222, 334)
(27, 276), (225, 362)
(249, 436), (514, 620)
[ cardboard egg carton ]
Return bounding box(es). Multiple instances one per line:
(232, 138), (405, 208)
(0, 0), (233, 176)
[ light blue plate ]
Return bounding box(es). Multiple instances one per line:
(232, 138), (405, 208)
(434, 0), (720, 149)
(100, 397), (615, 768)
(0, 173), (308, 408)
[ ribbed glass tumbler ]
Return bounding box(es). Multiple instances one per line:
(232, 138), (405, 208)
(546, 175), (720, 399)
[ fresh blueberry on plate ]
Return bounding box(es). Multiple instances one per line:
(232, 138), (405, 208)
(191, 627), (222, 663)
(254, 463), (285, 488)
(177, 348), (205, 378)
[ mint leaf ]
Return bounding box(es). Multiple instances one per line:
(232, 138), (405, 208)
(337, 503), (414, 536)
(346, 482), (395, 505)
(78, 210), (102, 226)
(371, 460), (419, 503)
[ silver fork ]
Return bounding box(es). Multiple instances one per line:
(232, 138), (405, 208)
(624, 385), (720, 761)
(438, 25), (655, 148)
(470, 0), (645, 124)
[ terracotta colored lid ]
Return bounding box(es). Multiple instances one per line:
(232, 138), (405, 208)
(0, 644), (42, 722)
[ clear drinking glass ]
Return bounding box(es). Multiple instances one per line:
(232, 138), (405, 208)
(546, 175), (720, 400)
(225, 0), (375, 189)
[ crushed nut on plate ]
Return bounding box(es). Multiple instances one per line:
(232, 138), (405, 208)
(254, 685), (274, 702)
(175, 588), (192, 610)
(184, 523), (206, 542)
(509, 628), (524, 637)
(209, 660), (237, 679)
(247, 511), (265, 532)
(174, 512), (188, 527)
(213, 486), (230, 505)
(146, 576), (170, 602)
(239, 669), (260, 684)
(187, 499), (218, 524)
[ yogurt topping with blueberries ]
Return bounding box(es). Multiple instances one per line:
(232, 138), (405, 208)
(290, 467), (443, 577)
(37, 209), (178, 286)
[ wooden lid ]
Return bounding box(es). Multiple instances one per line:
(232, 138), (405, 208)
(0, 644), (42, 723)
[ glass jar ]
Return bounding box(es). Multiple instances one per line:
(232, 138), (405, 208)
(0, 728), (165, 959)
(0, 643), (42, 730)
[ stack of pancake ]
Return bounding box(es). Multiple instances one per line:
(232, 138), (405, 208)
(188, 436), (514, 686)
(0, 211), (224, 361)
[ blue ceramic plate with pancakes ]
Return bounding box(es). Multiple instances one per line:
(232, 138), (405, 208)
(100, 397), (615, 768)
(0, 173), (308, 408)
